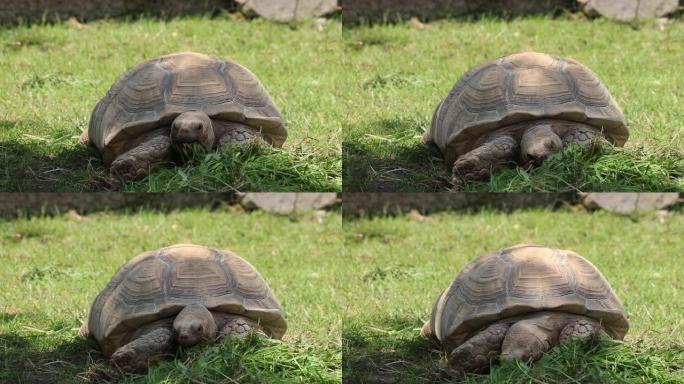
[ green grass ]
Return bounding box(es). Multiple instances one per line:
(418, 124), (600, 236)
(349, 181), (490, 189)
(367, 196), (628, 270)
(0, 15), (342, 192)
(342, 16), (684, 192)
(343, 208), (684, 383)
(0, 208), (342, 383)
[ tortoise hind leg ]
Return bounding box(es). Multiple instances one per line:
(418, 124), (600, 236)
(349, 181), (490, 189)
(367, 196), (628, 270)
(110, 135), (173, 181)
(451, 134), (518, 186)
(79, 129), (90, 146)
(110, 327), (175, 373)
(448, 322), (509, 374)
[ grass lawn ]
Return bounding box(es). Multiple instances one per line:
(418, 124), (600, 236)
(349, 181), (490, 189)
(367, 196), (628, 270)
(343, 208), (684, 383)
(0, 207), (342, 383)
(0, 15), (342, 192)
(342, 16), (684, 192)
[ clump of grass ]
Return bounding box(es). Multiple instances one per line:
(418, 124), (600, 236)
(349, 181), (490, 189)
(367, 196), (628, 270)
(464, 141), (684, 192)
(126, 140), (341, 192)
(133, 334), (341, 384)
(477, 334), (684, 384)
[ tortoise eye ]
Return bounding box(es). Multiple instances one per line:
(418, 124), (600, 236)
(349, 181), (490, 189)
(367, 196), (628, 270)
(195, 124), (202, 131)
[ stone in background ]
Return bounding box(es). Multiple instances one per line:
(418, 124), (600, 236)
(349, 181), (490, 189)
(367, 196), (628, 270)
(581, 193), (681, 214)
(578, 0), (679, 21)
(236, 0), (339, 21)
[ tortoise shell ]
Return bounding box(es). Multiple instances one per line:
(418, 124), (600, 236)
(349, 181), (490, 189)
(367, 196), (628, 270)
(88, 52), (287, 165)
(425, 52), (628, 166)
(87, 244), (287, 357)
(424, 244), (628, 352)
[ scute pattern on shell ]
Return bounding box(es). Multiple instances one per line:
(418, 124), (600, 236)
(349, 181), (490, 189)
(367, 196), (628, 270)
(426, 244), (628, 353)
(87, 244), (286, 357)
(427, 52), (628, 165)
(88, 52), (286, 165)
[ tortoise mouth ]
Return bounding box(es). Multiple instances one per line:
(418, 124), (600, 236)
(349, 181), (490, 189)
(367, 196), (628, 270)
(173, 142), (210, 162)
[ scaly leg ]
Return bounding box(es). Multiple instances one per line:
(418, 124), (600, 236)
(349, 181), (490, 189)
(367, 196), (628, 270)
(110, 327), (175, 373)
(448, 322), (510, 374)
(218, 316), (259, 338)
(559, 317), (600, 343)
(216, 123), (257, 147)
(452, 134), (518, 184)
(110, 135), (173, 181)
(561, 126), (600, 147)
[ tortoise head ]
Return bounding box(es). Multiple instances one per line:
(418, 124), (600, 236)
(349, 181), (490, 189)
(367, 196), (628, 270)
(520, 123), (562, 167)
(170, 111), (215, 151)
(173, 304), (218, 347)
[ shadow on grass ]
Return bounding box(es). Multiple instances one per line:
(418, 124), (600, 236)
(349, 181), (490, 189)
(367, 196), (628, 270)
(342, 6), (577, 29)
(0, 119), (107, 192)
(343, 316), (445, 384)
(343, 118), (451, 192)
(0, 330), (114, 383)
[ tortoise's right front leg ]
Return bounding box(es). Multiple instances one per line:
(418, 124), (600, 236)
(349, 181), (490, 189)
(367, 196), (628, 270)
(448, 322), (510, 374)
(110, 327), (176, 373)
(110, 135), (173, 181)
(451, 134), (518, 186)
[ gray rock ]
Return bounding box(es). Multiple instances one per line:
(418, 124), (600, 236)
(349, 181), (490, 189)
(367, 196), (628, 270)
(237, 0), (338, 22)
(240, 193), (339, 214)
(582, 193), (681, 214)
(578, 0), (679, 21)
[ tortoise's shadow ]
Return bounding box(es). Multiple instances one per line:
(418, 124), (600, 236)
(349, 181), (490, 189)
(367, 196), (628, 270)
(343, 315), (453, 384)
(0, 326), (116, 383)
(342, 117), (451, 192)
(0, 119), (109, 192)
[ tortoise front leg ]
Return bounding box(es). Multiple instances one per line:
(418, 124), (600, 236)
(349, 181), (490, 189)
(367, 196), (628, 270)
(215, 122), (257, 147)
(561, 125), (600, 147)
(448, 322), (510, 374)
(451, 134), (518, 186)
(218, 315), (259, 338)
(110, 135), (173, 181)
(559, 317), (601, 343)
(110, 327), (175, 373)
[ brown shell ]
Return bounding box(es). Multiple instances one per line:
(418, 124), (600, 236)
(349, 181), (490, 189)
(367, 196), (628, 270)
(87, 244), (287, 357)
(424, 244), (628, 352)
(426, 52), (628, 166)
(88, 52), (287, 165)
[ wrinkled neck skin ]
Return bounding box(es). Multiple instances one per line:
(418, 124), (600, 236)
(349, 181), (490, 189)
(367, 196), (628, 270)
(170, 111), (216, 150)
(172, 304), (218, 347)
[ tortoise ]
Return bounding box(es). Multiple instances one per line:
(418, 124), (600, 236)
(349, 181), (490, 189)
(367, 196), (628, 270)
(422, 51), (628, 185)
(80, 244), (287, 373)
(421, 244), (628, 374)
(81, 51), (287, 181)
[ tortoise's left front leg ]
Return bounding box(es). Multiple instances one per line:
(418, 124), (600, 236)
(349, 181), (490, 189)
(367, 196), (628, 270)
(215, 122), (257, 147)
(561, 125), (600, 147)
(218, 315), (259, 338)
